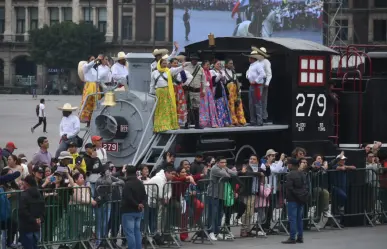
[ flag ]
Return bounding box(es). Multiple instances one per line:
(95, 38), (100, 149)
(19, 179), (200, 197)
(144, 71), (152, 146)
(231, 0), (250, 18)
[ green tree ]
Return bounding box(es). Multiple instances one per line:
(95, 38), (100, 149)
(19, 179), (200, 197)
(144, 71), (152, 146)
(28, 22), (106, 68)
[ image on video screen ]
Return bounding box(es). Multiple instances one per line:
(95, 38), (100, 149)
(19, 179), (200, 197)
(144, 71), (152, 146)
(173, 0), (323, 50)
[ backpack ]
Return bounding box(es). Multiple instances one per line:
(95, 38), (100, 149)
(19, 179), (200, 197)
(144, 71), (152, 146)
(36, 104), (39, 117)
(0, 187), (11, 222)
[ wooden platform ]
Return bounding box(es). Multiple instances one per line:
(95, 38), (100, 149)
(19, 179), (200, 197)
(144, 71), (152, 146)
(163, 124), (289, 134)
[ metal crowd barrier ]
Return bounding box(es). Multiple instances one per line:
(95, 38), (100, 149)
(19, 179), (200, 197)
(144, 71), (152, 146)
(0, 168), (387, 248)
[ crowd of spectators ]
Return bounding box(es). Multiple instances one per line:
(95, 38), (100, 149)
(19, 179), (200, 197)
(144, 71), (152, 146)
(0, 138), (387, 249)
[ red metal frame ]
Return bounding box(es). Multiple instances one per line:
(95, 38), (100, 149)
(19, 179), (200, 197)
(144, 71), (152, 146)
(298, 56), (326, 86)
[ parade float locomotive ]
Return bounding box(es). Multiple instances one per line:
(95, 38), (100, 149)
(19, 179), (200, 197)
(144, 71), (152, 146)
(80, 37), (387, 169)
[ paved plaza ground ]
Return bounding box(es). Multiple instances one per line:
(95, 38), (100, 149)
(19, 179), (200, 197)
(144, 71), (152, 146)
(0, 94), (83, 159)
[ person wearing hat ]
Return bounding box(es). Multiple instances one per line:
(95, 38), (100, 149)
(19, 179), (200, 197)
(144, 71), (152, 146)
(91, 136), (107, 164)
(67, 142), (87, 175)
(31, 165), (45, 188)
(255, 47), (272, 123)
(79, 55), (104, 124)
(151, 41), (179, 72)
(282, 158), (309, 244)
(83, 143), (103, 195)
(111, 51), (129, 90)
(245, 47), (267, 126)
(223, 58), (246, 126)
(55, 103), (81, 159)
(184, 53), (206, 129)
(18, 175), (45, 249)
(150, 53), (186, 132)
(2, 142), (17, 159)
(18, 154), (29, 179)
(170, 57), (193, 126)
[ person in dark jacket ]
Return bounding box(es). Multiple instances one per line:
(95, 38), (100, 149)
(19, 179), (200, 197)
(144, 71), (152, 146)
(190, 153), (205, 175)
(282, 158), (308, 244)
(121, 166), (147, 249)
(19, 175), (45, 249)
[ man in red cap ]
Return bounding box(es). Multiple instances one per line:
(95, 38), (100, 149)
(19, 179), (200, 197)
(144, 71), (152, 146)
(91, 136), (107, 164)
(2, 142), (17, 159)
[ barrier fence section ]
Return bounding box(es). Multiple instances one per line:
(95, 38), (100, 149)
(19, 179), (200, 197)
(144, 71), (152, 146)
(0, 168), (387, 248)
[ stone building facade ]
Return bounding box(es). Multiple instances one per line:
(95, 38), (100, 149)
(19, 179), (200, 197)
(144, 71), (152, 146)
(0, 0), (173, 88)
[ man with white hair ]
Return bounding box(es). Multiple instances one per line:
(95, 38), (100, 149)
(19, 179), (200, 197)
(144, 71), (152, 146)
(256, 47), (272, 124)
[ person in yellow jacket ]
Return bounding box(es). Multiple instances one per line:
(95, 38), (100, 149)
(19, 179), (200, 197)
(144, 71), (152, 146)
(67, 142), (87, 175)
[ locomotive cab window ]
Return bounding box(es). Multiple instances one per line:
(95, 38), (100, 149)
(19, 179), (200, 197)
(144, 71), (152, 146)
(299, 56), (325, 86)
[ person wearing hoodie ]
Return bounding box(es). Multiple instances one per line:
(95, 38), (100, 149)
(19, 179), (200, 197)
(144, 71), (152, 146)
(121, 166), (147, 249)
(18, 175), (45, 249)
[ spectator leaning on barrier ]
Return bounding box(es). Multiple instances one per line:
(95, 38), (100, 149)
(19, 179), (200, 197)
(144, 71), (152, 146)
(282, 158), (309, 244)
(206, 156), (237, 241)
(331, 152), (356, 226)
(121, 166), (147, 249)
(310, 155), (331, 220)
(190, 152), (205, 175)
(18, 175), (45, 249)
(261, 149), (287, 232)
(238, 154), (271, 237)
(31, 165), (44, 189)
(150, 151), (176, 177)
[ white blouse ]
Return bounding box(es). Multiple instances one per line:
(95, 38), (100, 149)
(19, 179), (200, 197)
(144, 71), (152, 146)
(210, 69), (225, 84)
(97, 65), (112, 83)
(149, 66), (184, 94)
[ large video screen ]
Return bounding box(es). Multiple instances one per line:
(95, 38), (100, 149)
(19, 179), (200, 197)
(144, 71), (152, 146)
(173, 0), (323, 50)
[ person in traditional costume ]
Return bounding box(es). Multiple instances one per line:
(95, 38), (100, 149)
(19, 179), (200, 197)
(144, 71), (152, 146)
(199, 60), (219, 128)
(184, 53), (206, 129)
(78, 54), (103, 126)
(245, 47), (267, 126)
(97, 54), (112, 85)
(150, 59), (185, 133)
(170, 56), (193, 127)
(255, 47), (272, 123)
(223, 59), (246, 126)
(150, 42), (179, 72)
(111, 51), (129, 91)
(210, 60), (232, 127)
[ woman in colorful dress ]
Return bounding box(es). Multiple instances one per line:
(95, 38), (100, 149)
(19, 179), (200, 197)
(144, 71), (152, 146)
(170, 57), (193, 127)
(199, 60), (219, 128)
(150, 59), (185, 132)
(223, 59), (246, 126)
(210, 60), (232, 127)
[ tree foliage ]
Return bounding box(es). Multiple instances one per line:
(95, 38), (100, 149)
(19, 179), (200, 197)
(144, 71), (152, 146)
(28, 22), (106, 68)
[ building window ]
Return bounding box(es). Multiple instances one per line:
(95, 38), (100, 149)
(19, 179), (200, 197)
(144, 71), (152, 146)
(16, 7), (25, 34)
(155, 16), (166, 41)
(0, 8), (4, 34)
(155, 0), (167, 3)
(49, 8), (59, 25)
(298, 56), (325, 86)
(122, 16), (133, 40)
(375, 0), (387, 8)
(98, 8), (107, 33)
(30, 7), (38, 30)
(335, 19), (348, 41)
(373, 20), (387, 42)
(63, 7), (72, 22)
(83, 7), (92, 24)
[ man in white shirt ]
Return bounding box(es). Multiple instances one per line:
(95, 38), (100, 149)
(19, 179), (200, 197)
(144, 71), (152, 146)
(91, 135), (107, 164)
(31, 98), (47, 133)
(245, 47), (266, 126)
(257, 47), (272, 123)
(111, 52), (129, 90)
(55, 103), (81, 158)
(150, 41), (179, 72)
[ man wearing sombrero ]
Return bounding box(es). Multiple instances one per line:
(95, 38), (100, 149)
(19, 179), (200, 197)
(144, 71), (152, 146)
(150, 41), (179, 72)
(245, 47), (267, 126)
(55, 103), (81, 159)
(111, 51), (129, 90)
(256, 47), (272, 123)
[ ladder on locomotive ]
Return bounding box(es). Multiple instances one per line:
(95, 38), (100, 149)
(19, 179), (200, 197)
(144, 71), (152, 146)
(141, 133), (177, 169)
